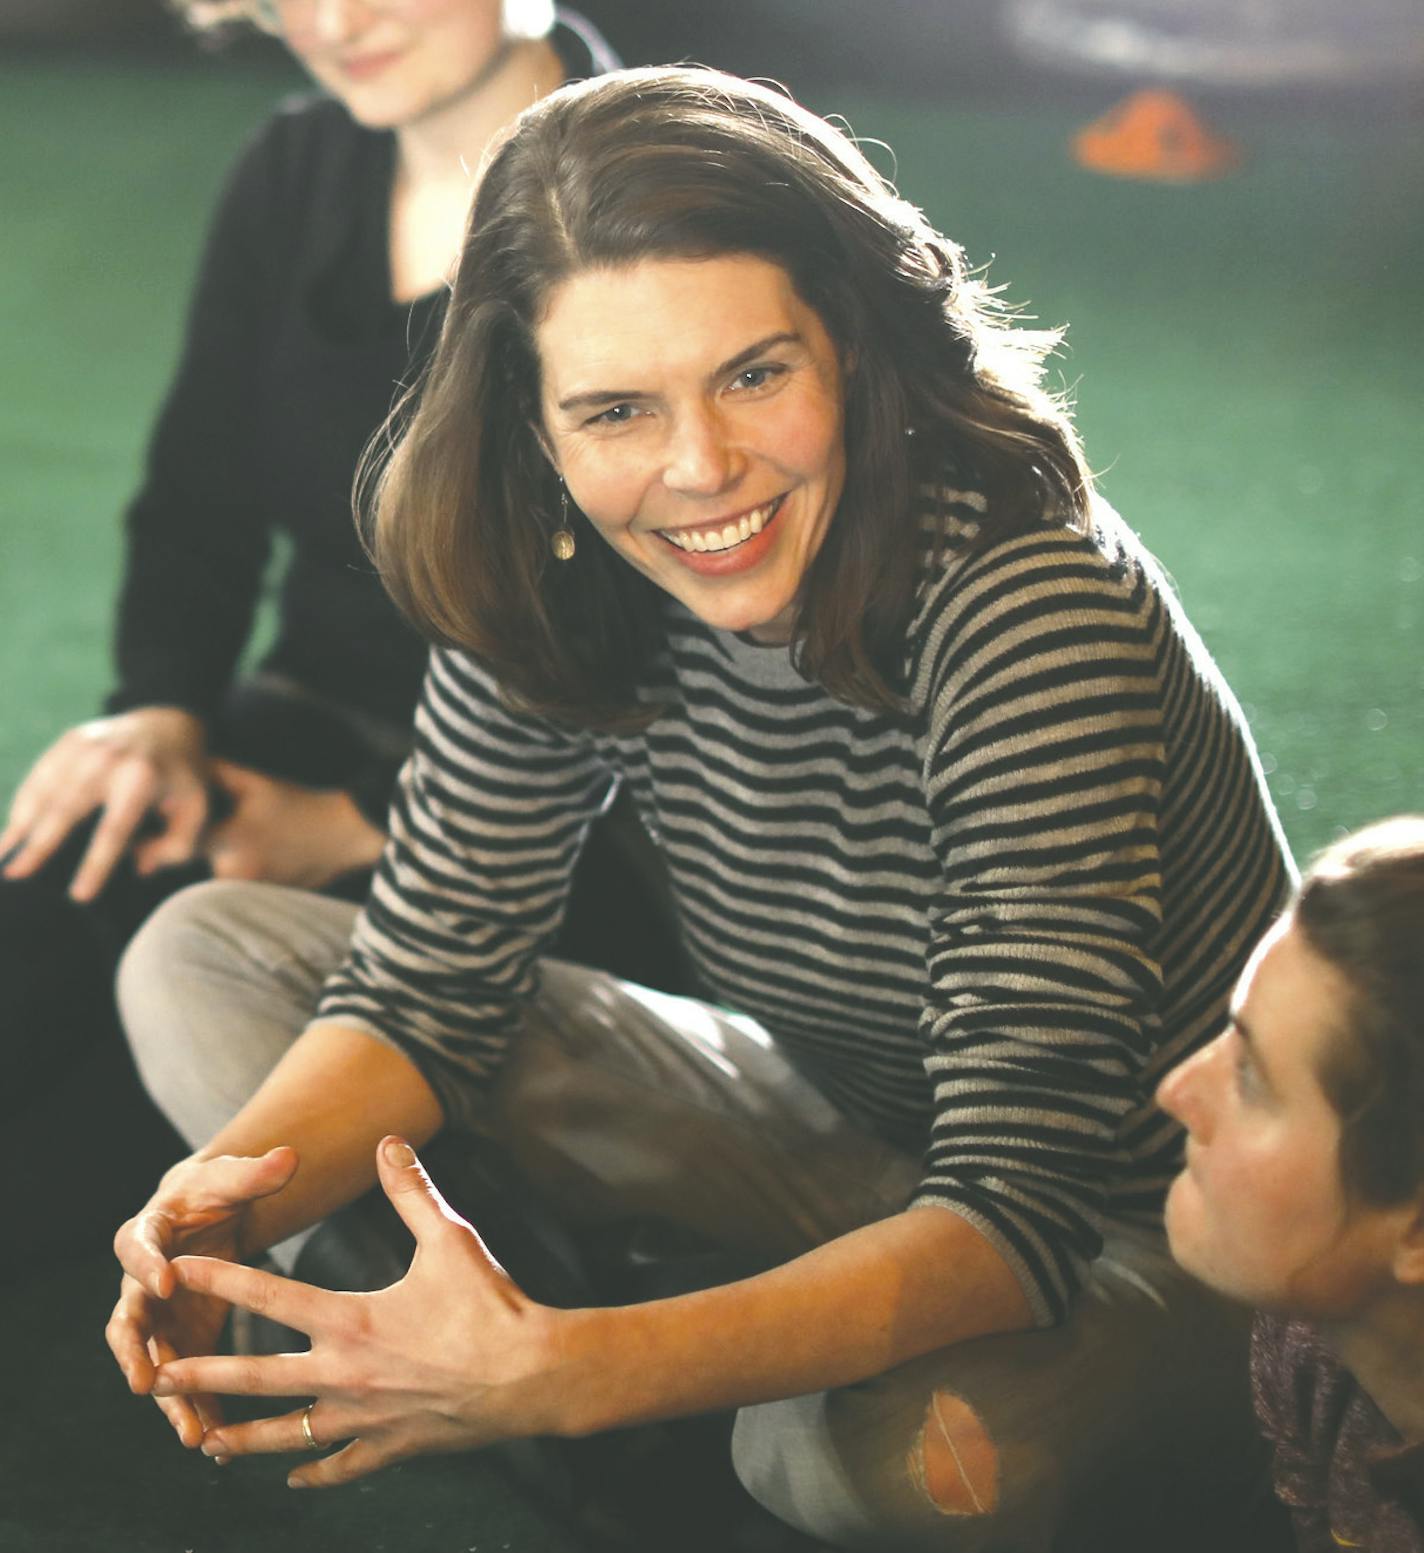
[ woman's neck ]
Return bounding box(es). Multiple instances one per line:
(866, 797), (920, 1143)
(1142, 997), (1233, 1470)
(1330, 1297), (1424, 1444)
(393, 35), (562, 191)
(387, 36), (563, 301)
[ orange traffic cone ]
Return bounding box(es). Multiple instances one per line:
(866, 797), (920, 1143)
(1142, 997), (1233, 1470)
(1073, 89), (1240, 182)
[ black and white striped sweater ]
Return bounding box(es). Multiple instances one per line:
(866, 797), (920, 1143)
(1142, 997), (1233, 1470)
(317, 497), (1292, 1322)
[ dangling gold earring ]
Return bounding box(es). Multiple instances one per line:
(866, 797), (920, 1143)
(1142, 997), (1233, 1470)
(551, 483), (576, 561)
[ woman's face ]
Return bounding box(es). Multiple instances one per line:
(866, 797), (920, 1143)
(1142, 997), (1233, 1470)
(272, 0), (511, 129)
(1157, 915), (1410, 1316)
(535, 254), (848, 643)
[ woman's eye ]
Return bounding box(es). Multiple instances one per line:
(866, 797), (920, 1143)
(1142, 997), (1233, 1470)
(1232, 1042), (1261, 1101)
(588, 403), (640, 427)
(732, 364), (783, 392)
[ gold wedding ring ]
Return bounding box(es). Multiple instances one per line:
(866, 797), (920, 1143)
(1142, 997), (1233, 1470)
(300, 1402), (320, 1451)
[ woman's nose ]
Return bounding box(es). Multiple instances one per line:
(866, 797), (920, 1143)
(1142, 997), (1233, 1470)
(308, 0), (368, 43)
(1156, 1037), (1221, 1141)
(662, 407), (741, 496)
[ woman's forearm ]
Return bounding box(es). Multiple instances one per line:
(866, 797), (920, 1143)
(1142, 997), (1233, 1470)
(549, 1205), (1036, 1438)
(191, 1021), (444, 1259)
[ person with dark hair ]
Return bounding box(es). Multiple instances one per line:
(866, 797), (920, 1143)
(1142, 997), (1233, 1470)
(109, 67), (1293, 1550)
(1160, 816), (1424, 1552)
(0, 1), (673, 1252)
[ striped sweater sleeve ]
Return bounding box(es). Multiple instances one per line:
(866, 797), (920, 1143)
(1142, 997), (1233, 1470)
(910, 529), (1169, 1323)
(313, 647), (617, 1124)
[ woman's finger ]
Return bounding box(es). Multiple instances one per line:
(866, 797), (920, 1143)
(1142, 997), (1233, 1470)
(0, 792), (35, 858)
(203, 1402), (341, 1460)
(288, 1434), (401, 1491)
(151, 1333), (228, 1444)
(151, 1388), (205, 1448)
(1, 744), (79, 853)
(191, 1390), (229, 1448)
(153, 1348), (313, 1401)
(2, 733), (126, 876)
(174, 1145), (301, 1219)
(116, 1208), (178, 1300)
(69, 759), (163, 900)
(169, 1253), (318, 1336)
(0, 791), (97, 880)
(105, 1276), (160, 1392)
(149, 1335), (207, 1448)
(115, 1149), (299, 1303)
(207, 838), (262, 881)
(206, 758), (253, 791)
(376, 1136), (486, 1259)
(133, 780), (210, 873)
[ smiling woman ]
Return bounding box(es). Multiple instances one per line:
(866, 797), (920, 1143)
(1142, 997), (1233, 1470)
(110, 66), (1296, 1552)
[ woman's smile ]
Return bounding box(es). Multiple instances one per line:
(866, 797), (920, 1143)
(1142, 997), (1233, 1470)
(654, 494), (785, 564)
(335, 48), (407, 83)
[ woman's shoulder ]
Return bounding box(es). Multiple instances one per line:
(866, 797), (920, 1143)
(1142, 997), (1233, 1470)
(908, 487), (1168, 642)
(423, 646), (605, 754)
(201, 92), (389, 282)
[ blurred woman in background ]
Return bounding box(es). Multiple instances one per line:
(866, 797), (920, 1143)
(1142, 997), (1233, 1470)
(0, 1), (675, 1255)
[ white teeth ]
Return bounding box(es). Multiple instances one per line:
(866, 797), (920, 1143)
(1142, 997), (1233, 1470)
(661, 498), (779, 554)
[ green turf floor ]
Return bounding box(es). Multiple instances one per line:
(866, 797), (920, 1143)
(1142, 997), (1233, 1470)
(0, 39), (1419, 1553)
(841, 85), (1424, 862)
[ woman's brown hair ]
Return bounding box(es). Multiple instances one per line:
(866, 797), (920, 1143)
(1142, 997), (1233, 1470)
(364, 66), (1093, 727)
(1296, 816), (1424, 1206)
(163, 0), (263, 34)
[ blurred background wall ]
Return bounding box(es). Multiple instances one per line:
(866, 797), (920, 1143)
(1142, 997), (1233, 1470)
(4, 0), (1422, 94)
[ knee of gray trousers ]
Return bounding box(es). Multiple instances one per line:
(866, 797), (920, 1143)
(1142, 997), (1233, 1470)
(731, 1232), (1262, 1553)
(732, 1390), (1057, 1553)
(732, 1394), (885, 1550)
(116, 878), (356, 1153)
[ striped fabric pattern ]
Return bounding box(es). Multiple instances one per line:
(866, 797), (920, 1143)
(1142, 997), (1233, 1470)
(317, 496), (1292, 1323)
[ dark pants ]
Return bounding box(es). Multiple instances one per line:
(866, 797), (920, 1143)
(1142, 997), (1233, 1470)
(1, 680), (688, 1273)
(1, 822), (199, 1269)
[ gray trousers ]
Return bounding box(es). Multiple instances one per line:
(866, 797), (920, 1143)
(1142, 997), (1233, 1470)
(118, 880), (1266, 1552)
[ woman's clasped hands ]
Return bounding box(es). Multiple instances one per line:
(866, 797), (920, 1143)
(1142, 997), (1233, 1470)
(108, 1145), (303, 1454)
(123, 1137), (577, 1489)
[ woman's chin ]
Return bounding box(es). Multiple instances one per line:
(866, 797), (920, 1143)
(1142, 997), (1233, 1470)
(1162, 1177), (1207, 1278)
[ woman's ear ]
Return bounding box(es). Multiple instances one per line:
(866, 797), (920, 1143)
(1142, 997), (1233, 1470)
(1389, 1198), (1424, 1288)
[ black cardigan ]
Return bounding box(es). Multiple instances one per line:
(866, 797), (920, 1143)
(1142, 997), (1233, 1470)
(105, 13), (614, 820)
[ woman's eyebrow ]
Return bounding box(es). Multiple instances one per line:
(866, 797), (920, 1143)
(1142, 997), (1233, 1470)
(557, 385), (651, 414)
(554, 332), (804, 415)
(717, 331), (803, 376)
